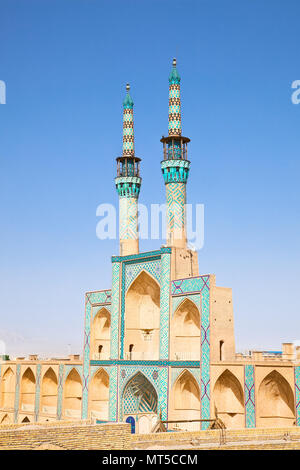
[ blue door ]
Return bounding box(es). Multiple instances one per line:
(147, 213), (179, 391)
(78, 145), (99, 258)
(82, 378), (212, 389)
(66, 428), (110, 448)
(126, 416), (135, 434)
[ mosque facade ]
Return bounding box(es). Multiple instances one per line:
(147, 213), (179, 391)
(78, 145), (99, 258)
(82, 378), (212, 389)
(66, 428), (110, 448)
(1, 60), (300, 433)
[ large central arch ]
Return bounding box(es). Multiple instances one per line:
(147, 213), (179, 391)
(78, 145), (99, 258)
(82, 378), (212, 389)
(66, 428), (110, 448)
(124, 271), (160, 360)
(122, 372), (158, 434)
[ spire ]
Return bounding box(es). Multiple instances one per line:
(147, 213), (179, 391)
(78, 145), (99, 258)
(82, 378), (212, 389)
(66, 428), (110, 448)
(122, 83), (135, 156)
(168, 58), (182, 136)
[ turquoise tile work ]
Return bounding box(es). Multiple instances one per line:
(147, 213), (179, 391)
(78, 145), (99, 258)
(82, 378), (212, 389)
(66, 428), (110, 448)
(34, 364), (41, 422)
(111, 262), (121, 360)
(244, 364), (256, 427)
(295, 366), (300, 426)
(56, 363), (64, 420)
(14, 363), (21, 423)
(82, 289), (112, 418)
(159, 251), (171, 359)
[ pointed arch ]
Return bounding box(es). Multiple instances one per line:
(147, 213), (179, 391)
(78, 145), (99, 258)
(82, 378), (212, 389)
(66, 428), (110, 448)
(1, 413), (10, 424)
(213, 369), (244, 429)
(21, 416), (30, 423)
(20, 367), (36, 413)
(63, 368), (82, 419)
(125, 270), (160, 360)
(169, 370), (200, 431)
(122, 371), (158, 432)
(171, 298), (200, 360)
(257, 370), (295, 428)
(0, 367), (15, 409)
(90, 307), (111, 359)
(40, 367), (58, 415)
(89, 368), (109, 420)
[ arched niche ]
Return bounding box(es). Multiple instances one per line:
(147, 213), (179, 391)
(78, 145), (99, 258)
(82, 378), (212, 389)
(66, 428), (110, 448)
(40, 367), (58, 415)
(63, 368), (82, 419)
(89, 368), (109, 420)
(170, 370), (200, 431)
(171, 299), (200, 360)
(0, 367), (15, 409)
(21, 416), (30, 423)
(90, 308), (111, 359)
(257, 370), (295, 428)
(213, 369), (244, 429)
(20, 368), (36, 413)
(122, 371), (158, 434)
(125, 271), (160, 360)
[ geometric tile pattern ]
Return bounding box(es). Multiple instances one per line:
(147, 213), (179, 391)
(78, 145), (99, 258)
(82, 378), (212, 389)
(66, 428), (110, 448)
(111, 262), (121, 360)
(295, 367), (300, 426)
(34, 364), (41, 422)
(14, 363), (21, 423)
(122, 372), (158, 416)
(82, 289), (112, 418)
(172, 294), (201, 315)
(159, 251), (171, 359)
(125, 258), (161, 292)
(200, 278), (210, 429)
(158, 367), (169, 422)
(119, 197), (138, 240)
(168, 82), (181, 136)
(166, 182), (186, 239)
(119, 366), (160, 420)
(171, 275), (210, 295)
(108, 365), (118, 421)
(244, 364), (256, 428)
(57, 363), (64, 420)
(171, 367), (200, 387)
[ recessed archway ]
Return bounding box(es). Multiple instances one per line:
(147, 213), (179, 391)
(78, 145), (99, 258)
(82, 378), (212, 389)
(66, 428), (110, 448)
(0, 367), (15, 409)
(125, 271), (160, 360)
(170, 370), (200, 431)
(63, 368), (82, 419)
(20, 368), (36, 413)
(171, 299), (200, 360)
(122, 372), (158, 434)
(90, 308), (111, 360)
(40, 367), (58, 415)
(213, 369), (244, 429)
(89, 368), (109, 420)
(257, 370), (295, 428)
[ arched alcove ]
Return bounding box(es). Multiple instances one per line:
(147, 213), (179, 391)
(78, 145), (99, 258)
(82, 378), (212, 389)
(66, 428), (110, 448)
(122, 372), (158, 433)
(0, 367), (15, 409)
(20, 368), (36, 413)
(40, 367), (58, 415)
(213, 369), (244, 429)
(90, 308), (111, 359)
(63, 369), (82, 419)
(257, 370), (295, 428)
(171, 299), (200, 360)
(89, 369), (109, 420)
(170, 370), (200, 431)
(125, 271), (160, 360)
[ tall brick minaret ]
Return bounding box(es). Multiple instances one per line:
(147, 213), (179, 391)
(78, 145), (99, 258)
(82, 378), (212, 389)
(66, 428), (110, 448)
(115, 84), (141, 256)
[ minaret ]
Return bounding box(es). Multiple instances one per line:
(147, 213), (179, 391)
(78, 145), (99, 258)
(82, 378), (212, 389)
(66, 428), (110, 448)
(160, 58), (190, 249)
(115, 84), (141, 256)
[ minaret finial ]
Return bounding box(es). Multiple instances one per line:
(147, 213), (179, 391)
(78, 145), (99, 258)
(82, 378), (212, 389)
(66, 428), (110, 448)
(172, 57), (177, 67)
(126, 83), (130, 92)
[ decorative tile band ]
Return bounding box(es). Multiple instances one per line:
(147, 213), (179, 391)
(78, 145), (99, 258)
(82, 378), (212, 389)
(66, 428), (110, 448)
(244, 364), (256, 428)
(14, 363), (21, 423)
(91, 360), (201, 367)
(110, 262), (121, 359)
(295, 366), (300, 426)
(200, 279), (210, 429)
(34, 364), (41, 422)
(57, 363), (64, 420)
(112, 247), (170, 264)
(171, 275), (210, 295)
(159, 251), (171, 359)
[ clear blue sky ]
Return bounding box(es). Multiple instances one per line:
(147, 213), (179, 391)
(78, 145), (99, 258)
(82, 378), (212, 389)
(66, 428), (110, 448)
(0, 0), (299, 357)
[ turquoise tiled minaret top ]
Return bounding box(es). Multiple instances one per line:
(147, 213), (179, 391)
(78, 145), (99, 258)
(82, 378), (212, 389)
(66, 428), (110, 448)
(115, 84), (141, 198)
(168, 58), (182, 137)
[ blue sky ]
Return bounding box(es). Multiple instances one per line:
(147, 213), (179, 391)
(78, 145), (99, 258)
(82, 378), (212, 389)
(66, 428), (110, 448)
(0, 0), (299, 357)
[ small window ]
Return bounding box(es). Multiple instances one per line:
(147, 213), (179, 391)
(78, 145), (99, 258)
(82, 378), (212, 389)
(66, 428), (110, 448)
(219, 341), (224, 361)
